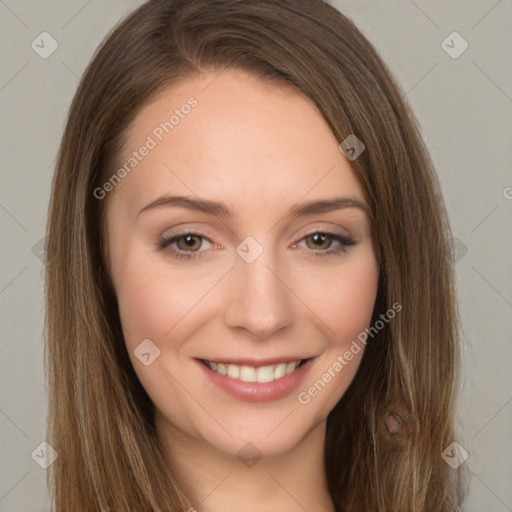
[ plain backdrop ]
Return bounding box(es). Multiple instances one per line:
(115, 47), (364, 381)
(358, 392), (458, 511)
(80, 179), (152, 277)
(0, 1), (511, 510)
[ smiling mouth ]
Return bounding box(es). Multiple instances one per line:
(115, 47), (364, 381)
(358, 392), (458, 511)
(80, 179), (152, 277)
(200, 359), (310, 383)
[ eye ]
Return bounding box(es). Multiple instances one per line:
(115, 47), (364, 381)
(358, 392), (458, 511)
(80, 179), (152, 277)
(156, 232), (213, 260)
(297, 231), (356, 257)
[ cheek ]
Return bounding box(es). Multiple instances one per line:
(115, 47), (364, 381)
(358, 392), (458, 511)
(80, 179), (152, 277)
(111, 241), (223, 357)
(294, 252), (379, 413)
(114, 264), (202, 349)
(308, 250), (379, 346)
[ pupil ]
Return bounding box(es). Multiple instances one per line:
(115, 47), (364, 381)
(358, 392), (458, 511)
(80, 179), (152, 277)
(182, 235), (200, 250)
(313, 233), (327, 246)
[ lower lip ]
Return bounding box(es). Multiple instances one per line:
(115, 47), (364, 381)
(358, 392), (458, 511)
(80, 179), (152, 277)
(196, 359), (315, 403)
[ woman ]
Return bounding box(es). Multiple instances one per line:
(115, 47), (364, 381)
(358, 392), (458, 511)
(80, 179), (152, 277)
(44, 0), (468, 510)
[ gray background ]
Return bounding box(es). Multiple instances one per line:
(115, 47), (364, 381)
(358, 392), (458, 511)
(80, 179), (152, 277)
(0, 1), (511, 510)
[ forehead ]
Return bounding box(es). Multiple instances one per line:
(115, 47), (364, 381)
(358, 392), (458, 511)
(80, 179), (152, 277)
(109, 70), (366, 219)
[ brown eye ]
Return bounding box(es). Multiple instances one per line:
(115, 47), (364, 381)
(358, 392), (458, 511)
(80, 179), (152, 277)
(156, 232), (213, 260)
(298, 231), (356, 258)
(175, 234), (203, 252)
(304, 232), (333, 250)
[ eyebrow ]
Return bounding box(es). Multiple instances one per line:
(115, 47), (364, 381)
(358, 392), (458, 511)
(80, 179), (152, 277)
(137, 194), (370, 219)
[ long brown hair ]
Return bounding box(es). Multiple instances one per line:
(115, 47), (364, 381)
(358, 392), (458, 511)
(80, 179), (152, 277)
(44, 0), (467, 510)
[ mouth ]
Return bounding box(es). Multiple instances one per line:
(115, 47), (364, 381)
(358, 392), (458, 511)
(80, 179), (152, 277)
(199, 358), (311, 383)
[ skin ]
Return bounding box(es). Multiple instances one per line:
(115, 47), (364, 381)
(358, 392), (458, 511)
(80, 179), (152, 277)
(104, 69), (379, 512)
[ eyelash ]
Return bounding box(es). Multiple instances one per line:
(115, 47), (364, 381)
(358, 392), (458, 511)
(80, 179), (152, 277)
(156, 230), (356, 261)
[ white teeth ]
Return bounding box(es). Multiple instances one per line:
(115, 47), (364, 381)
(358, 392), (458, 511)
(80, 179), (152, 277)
(285, 361), (297, 374)
(240, 366), (257, 382)
(256, 366), (275, 383)
(205, 360), (302, 383)
(274, 363), (286, 380)
(227, 365), (239, 379)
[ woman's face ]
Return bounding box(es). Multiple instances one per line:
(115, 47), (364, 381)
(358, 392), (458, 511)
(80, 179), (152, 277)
(104, 70), (379, 459)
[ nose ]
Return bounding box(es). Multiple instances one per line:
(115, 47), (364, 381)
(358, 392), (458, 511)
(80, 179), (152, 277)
(223, 245), (295, 340)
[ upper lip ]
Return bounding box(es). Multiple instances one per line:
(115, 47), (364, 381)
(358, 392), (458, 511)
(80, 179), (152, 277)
(197, 356), (314, 367)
